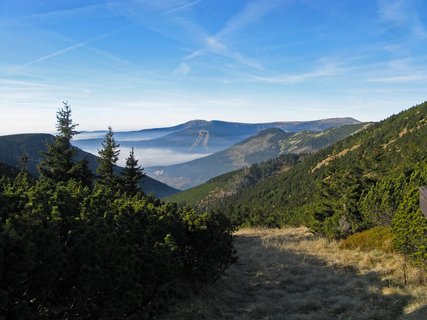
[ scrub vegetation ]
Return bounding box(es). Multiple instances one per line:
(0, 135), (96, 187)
(0, 104), (236, 319)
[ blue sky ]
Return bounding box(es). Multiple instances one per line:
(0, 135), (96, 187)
(1, 0), (426, 134)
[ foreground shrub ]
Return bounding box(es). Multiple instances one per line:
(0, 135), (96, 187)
(392, 186), (427, 270)
(339, 226), (394, 253)
(0, 178), (236, 319)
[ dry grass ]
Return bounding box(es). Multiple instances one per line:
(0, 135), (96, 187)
(157, 227), (427, 320)
(312, 144), (360, 172)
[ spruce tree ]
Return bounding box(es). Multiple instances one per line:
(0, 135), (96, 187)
(97, 127), (120, 186)
(39, 102), (80, 182)
(122, 147), (145, 195)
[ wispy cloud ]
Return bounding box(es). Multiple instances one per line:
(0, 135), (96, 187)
(217, 0), (286, 39)
(184, 37), (262, 69)
(363, 56), (427, 83)
(366, 74), (427, 82)
(0, 3), (110, 28)
(85, 46), (136, 68)
(174, 63), (191, 76)
(182, 0), (288, 70)
(246, 59), (345, 84)
(16, 25), (134, 69)
(32, 3), (107, 20)
(106, 0), (283, 72)
(377, 0), (427, 39)
(161, 0), (202, 15)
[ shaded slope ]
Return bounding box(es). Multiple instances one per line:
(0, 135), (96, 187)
(0, 134), (178, 198)
(0, 161), (21, 179)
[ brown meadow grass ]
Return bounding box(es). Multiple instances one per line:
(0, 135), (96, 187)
(158, 227), (427, 320)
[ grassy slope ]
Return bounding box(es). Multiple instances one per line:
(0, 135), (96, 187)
(279, 122), (369, 153)
(160, 228), (427, 320)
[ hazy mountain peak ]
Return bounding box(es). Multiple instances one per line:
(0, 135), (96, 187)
(182, 120), (211, 128)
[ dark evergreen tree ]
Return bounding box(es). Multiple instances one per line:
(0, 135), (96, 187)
(39, 102), (79, 182)
(39, 102), (92, 186)
(97, 127), (120, 186)
(122, 147), (145, 195)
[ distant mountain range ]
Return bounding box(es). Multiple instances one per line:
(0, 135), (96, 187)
(0, 134), (178, 198)
(0, 118), (361, 195)
(147, 123), (367, 189)
(73, 118), (361, 157)
(72, 118), (361, 187)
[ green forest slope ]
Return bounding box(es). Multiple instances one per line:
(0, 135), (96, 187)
(165, 154), (303, 207)
(214, 102), (427, 265)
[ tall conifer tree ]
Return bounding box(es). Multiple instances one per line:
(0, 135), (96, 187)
(39, 102), (81, 182)
(97, 127), (120, 186)
(122, 147), (145, 195)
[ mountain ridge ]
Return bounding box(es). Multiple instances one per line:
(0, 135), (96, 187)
(74, 118), (361, 155)
(151, 123), (366, 189)
(78, 117), (361, 136)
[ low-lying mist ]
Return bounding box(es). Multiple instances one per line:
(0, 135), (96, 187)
(77, 145), (209, 168)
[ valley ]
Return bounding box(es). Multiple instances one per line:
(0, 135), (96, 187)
(1, 102), (426, 319)
(155, 123), (366, 189)
(3, 2), (427, 319)
(73, 118), (363, 189)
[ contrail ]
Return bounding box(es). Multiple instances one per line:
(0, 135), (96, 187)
(161, 0), (201, 16)
(17, 24), (133, 69)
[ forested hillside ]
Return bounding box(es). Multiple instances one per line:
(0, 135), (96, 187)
(0, 161), (21, 179)
(166, 153), (304, 208)
(0, 133), (55, 176)
(214, 102), (427, 266)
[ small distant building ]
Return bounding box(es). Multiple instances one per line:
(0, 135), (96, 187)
(421, 186), (427, 218)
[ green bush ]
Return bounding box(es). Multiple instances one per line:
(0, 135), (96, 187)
(339, 226), (394, 253)
(0, 177), (236, 319)
(392, 186), (427, 269)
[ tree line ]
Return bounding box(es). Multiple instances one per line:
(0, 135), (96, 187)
(38, 102), (144, 194)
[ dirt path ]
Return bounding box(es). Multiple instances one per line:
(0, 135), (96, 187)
(160, 228), (426, 320)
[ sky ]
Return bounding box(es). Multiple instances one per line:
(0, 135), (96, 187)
(1, 0), (427, 135)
